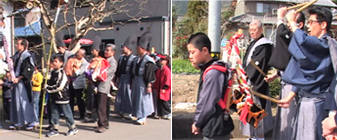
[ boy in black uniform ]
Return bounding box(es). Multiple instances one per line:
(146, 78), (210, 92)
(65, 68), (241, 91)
(45, 56), (78, 137)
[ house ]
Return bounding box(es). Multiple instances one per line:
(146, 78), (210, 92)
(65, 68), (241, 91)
(230, 0), (337, 45)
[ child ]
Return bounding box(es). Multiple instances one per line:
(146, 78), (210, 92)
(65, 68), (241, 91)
(2, 71), (12, 122)
(45, 56), (78, 137)
(187, 33), (234, 140)
(30, 66), (43, 130)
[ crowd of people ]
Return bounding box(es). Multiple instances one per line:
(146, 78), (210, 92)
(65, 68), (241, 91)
(188, 6), (337, 140)
(0, 31), (171, 137)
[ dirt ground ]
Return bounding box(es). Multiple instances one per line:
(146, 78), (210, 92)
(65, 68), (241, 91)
(172, 74), (200, 113)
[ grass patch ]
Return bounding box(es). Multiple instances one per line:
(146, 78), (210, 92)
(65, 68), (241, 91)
(172, 59), (199, 74)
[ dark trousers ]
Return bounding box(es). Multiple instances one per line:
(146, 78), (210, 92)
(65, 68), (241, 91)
(107, 96), (111, 119)
(47, 97), (52, 125)
(95, 92), (108, 128)
(157, 98), (171, 116)
(3, 97), (11, 120)
(69, 83), (85, 119)
(86, 83), (97, 120)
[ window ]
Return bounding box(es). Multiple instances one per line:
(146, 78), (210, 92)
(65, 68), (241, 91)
(256, 3), (271, 13)
(14, 14), (26, 28)
(102, 39), (115, 51)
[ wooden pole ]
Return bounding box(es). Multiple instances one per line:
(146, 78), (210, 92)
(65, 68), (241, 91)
(296, 0), (318, 13)
(287, 2), (308, 10)
(250, 89), (279, 103)
(249, 60), (267, 77)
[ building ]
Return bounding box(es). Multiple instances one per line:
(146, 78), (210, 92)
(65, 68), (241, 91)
(8, 0), (171, 67)
(230, 0), (337, 45)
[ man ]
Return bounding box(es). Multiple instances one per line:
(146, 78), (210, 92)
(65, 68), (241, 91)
(84, 35), (101, 123)
(55, 31), (74, 67)
(279, 6), (334, 140)
(187, 33), (234, 140)
(323, 73), (337, 140)
(67, 49), (88, 120)
(265, 7), (305, 140)
(153, 54), (171, 119)
(241, 20), (273, 140)
(95, 44), (117, 133)
(115, 35), (137, 119)
(9, 39), (36, 130)
(131, 31), (156, 125)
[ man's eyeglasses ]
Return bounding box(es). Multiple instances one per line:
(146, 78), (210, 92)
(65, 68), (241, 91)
(307, 20), (323, 25)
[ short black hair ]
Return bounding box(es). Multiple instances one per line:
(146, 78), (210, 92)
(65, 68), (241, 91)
(296, 12), (305, 30)
(187, 32), (211, 53)
(18, 38), (29, 49)
(53, 55), (64, 63)
(308, 6), (332, 32)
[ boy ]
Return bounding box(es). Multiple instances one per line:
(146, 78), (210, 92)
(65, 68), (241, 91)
(2, 71), (12, 122)
(31, 66), (43, 129)
(45, 56), (78, 137)
(187, 33), (234, 140)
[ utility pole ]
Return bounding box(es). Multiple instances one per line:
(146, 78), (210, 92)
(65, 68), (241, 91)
(208, 0), (221, 58)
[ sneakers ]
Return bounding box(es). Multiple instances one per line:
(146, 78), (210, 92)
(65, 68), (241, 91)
(46, 130), (59, 137)
(9, 123), (22, 130)
(66, 128), (78, 136)
(26, 122), (39, 131)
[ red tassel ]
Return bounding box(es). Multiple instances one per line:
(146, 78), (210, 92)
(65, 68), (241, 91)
(239, 102), (249, 125)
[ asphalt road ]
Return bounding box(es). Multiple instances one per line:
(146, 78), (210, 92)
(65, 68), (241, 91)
(0, 113), (171, 140)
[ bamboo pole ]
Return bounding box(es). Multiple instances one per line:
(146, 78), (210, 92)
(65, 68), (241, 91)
(38, 31), (55, 139)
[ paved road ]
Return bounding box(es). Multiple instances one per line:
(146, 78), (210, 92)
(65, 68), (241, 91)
(0, 113), (171, 140)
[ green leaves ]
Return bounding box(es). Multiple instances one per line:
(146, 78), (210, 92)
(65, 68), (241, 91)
(172, 59), (199, 74)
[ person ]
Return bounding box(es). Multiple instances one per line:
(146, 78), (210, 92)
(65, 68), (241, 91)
(31, 66), (43, 128)
(279, 6), (334, 140)
(95, 44), (117, 133)
(131, 31), (156, 125)
(265, 7), (305, 140)
(241, 19), (273, 140)
(9, 39), (36, 130)
(2, 71), (12, 122)
(55, 31), (74, 67)
(187, 33), (234, 140)
(114, 35), (137, 120)
(66, 49), (88, 120)
(323, 73), (337, 140)
(153, 54), (171, 119)
(84, 35), (101, 123)
(45, 56), (78, 137)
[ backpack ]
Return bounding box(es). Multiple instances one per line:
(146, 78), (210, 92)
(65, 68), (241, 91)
(201, 63), (235, 138)
(202, 64), (232, 111)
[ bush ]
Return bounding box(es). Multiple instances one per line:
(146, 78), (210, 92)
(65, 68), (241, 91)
(269, 77), (281, 99)
(172, 59), (199, 74)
